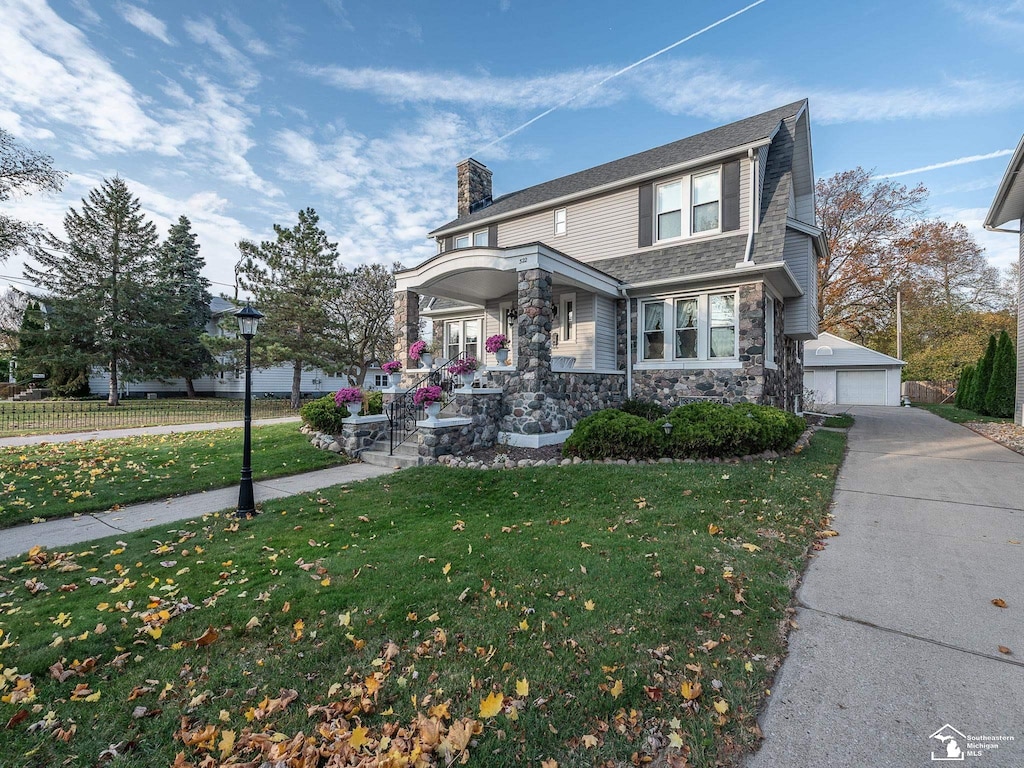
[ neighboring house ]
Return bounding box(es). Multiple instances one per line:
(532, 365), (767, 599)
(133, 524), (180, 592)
(393, 100), (825, 447)
(803, 332), (905, 407)
(88, 296), (368, 399)
(984, 134), (1024, 425)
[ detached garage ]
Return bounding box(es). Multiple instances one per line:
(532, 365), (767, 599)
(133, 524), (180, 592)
(803, 332), (905, 407)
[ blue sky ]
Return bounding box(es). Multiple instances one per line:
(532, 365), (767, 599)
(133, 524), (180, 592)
(2, 0), (1021, 296)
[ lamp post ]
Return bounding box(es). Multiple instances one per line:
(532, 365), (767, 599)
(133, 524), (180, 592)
(235, 303), (264, 517)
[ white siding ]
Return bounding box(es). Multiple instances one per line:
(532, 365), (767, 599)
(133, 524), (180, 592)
(594, 295), (618, 370)
(90, 367), (356, 399)
(496, 159), (750, 262)
(552, 290), (594, 368)
(806, 366), (902, 407)
(783, 229), (816, 339)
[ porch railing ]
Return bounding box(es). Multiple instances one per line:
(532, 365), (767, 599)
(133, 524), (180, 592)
(387, 352), (470, 455)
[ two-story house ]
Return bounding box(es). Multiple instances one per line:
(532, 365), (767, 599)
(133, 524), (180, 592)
(392, 99), (824, 447)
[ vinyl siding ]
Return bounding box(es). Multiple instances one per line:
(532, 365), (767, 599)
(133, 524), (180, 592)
(1017, 225), (1024, 424)
(552, 290), (595, 368)
(594, 295), (618, 370)
(87, 368), (357, 398)
(782, 229), (816, 339)
(496, 159), (750, 263)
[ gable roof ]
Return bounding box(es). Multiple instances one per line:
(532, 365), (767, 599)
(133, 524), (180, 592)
(803, 332), (905, 367)
(985, 134), (1024, 230)
(430, 100), (808, 237)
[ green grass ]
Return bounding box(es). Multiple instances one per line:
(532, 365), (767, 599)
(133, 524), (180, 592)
(0, 423), (349, 529)
(913, 402), (1012, 424)
(822, 414), (854, 429)
(0, 431), (845, 768)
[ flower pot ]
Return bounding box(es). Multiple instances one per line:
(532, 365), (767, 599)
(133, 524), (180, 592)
(389, 373), (402, 387)
(420, 352), (434, 368)
(346, 402), (362, 417)
(495, 348), (509, 366)
(424, 401), (441, 420)
(460, 373), (475, 388)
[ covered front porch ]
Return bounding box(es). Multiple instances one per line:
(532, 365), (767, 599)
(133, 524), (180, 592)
(393, 243), (627, 446)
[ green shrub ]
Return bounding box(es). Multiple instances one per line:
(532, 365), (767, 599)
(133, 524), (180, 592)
(562, 409), (665, 460)
(665, 402), (805, 459)
(365, 389), (384, 415)
(971, 334), (998, 413)
(300, 393), (347, 434)
(619, 398), (668, 421)
(954, 365), (973, 409)
(984, 330), (1016, 418)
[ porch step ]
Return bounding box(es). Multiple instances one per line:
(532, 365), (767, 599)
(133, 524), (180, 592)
(358, 438), (422, 469)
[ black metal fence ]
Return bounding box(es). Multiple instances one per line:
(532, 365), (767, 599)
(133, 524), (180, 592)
(0, 398), (297, 436)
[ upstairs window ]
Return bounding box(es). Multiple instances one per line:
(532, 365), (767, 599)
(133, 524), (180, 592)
(654, 168), (722, 243)
(656, 181), (683, 240)
(454, 234), (470, 249)
(554, 208), (567, 236)
(453, 230), (488, 249)
(473, 230), (489, 246)
(692, 171), (721, 233)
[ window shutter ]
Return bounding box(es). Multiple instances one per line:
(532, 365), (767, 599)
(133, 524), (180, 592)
(722, 160), (741, 232)
(488, 224), (498, 247)
(638, 184), (653, 247)
(443, 236), (454, 252)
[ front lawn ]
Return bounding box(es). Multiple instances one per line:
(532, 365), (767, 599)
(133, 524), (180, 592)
(0, 431), (845, 768)
(913, 403), (1012, 424)
(0, 423), (349, 529)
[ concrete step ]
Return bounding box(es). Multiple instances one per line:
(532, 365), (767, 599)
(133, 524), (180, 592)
(359, 449), (420, 469)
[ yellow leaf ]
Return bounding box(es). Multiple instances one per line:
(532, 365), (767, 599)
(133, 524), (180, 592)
(668, 731), (684, 749)
(610, 679), (623, 698)
(426, 612), (440, 623)
(147, 627), (162, 640)
(349, 725), (369, 750)
(584, 600), (595, 611)
(84, 691), (101, 702)
(245, 616), (260, 630)
(744, 661), (754, 673)
(339, 612), (351, 627)
(581, 734), (598, 748)
(708, 524), (721, 535)
(519, 619), (529, 631)
(479, 690), (504, 718)
(516, 678), (529, 697)
(713, 698), (729, 714)
(442, 562), (451, 575)
(218, 709), (230, 723)
(681, 680), (703, 700)
(741, 542), (761, 552)
(218, 729), (236, 759)
(320, 577), (331, 587)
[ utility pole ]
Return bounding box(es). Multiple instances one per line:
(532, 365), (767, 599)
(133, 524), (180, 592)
(896, 289), (903, 360)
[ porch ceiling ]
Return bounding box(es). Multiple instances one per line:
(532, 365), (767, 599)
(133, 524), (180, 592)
(426, 268), (518, 305)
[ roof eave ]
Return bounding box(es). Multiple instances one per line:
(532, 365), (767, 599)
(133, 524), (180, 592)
(984, 134), (1024, 230)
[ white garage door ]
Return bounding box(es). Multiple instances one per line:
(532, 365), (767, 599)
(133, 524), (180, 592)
(836, 370), (886, 405)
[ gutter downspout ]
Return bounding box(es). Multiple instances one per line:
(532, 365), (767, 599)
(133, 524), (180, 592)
(742, 147), (757, 263)
(623, 288), (633, 399)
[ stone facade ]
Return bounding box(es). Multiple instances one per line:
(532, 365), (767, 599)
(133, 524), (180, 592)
(337, 415), (389, 457)
(394, 290), (420, 373)
(416, 391), (503, 460)
(457, 159), (492, 217)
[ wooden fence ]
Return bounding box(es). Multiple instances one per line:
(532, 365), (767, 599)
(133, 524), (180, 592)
(902, 380), (956, 404)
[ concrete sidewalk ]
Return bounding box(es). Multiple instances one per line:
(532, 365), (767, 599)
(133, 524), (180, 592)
(0, 416), (301, 447)
(746, 406), (1024, 767)
(0, 461), (395, 561)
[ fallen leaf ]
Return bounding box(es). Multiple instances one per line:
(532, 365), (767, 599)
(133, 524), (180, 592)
(741, 542), (761, 552)
(991, 598), (1008, 608)
(194, 627), (219, 647)
(609, 679), (623, 698)
(681, 681), (702, 700)
(349, 726), (369, 750)
(713, 698), (729, 714)
(479, 691), (504, 718)
(582, 734), (598, 748)
(516, 678), (529, 697)
(998, 646), (1012, 655)
(584, 600), (595, 611)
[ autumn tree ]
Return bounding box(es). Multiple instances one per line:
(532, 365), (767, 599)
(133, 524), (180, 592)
(151, 216), (214, 396)
(25, 177), (159, 405)
(237, 208), (347, 408)
(326, 262), (398, 385)
(1, 129), (66, 261)
(816, 167), (926, 338)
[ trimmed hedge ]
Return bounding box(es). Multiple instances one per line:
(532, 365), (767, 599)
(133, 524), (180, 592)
(563, 402), (806, 460)
(619, 398), (668, 422)
(562, 409), (665, 460)
(300, 393), (347, 434)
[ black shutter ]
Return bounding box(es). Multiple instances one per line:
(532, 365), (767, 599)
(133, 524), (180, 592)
(722, 160), (741, 232)
(638, 184), (653, 247)
(443, 236), (454, 252)
(488, 224), (498, 247)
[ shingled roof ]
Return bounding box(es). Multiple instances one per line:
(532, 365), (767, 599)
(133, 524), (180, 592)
(430, 100), (807, 236)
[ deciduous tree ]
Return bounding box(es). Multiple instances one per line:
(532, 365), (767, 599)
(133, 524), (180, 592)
(327, 262), (398, 385)
(1, 128), (66, 261)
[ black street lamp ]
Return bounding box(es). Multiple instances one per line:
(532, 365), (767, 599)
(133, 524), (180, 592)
(235, 303), (264, 517)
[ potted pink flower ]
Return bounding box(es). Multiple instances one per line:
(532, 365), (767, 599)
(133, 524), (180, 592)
(486, 334), (510, 365)
(381, 360), (403, 387)
(447, 357), (480, 388)
(409, 340), (433, 368)
(334, 387), (363, 417)
(413, 385), (443, 420)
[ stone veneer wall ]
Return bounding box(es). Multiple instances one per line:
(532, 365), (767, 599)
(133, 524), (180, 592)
(417, 391), (503, 460)
(337, 415), (389, 458)
(394, 290), (420, 374)
(486, 370), (625, 434)
(762, 293), (788, 409)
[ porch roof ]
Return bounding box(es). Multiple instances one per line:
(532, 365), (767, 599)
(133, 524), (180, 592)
(394, 242), (623, 306)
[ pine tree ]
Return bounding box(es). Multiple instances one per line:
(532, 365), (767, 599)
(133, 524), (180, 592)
(970, 334), (998, 414)
(151, 216), (213, 397)
(24, 177), (158, 405)
(15, 300), (90, 396)
(984, 330), (1016, 418)
(237, 208), (347, 408)
(954, 365), (973, 410)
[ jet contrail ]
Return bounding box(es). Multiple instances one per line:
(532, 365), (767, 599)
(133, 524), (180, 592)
(874, 149), (1014, 179)
(474, 0), (768, 154)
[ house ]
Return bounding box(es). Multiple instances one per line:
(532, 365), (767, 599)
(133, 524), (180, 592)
(803, 332), (905, 407)
(984, 134), (1024, 425)
(87, 297), (373, 399)
(391, 100), (824, 450)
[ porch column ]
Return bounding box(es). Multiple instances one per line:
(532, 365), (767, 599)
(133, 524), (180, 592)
(394, 289), (420, 371)
(517, 268), (553, 384)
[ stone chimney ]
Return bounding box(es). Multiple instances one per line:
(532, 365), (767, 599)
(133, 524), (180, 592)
(457, 158), (492, 217)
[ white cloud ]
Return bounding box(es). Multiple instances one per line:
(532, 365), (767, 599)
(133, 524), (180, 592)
(68, 0), (101, 26)
(117, 3), (173, 46)
(874, 149), (1015, 180)
(183, 16), (259, 90)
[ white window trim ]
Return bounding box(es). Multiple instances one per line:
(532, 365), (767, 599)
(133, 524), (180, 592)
(654, 166), (723, 245)
(553, 207), (567, 237)
(453, 230), (488, 249)
(472, 230), (489, 247)
(560, 292), (576, 343)
(636, 290), (739, 369)
(765, 295), (777, 370)
(444, 316), (485, 361)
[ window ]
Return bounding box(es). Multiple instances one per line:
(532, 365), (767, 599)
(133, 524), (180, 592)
(554, 208), (567, 236)
(765, 295), (776, 367)
(445, 318), (482, 361)
(445, 321), (461, 360)
(559, 293), (576, 342)
(473, 230), (489, 246)
(640, 291), (738, 363)
(454, 234), (470, 249)
(455, 231), (487, 249)
(372, 373), (389, 388)
(654, 168), (722, 242)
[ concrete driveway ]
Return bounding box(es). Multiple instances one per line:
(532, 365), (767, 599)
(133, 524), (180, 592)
(746, 406), (1024, 768)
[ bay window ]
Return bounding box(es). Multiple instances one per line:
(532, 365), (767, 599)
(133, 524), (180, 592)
(640, 290), (738, 364)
